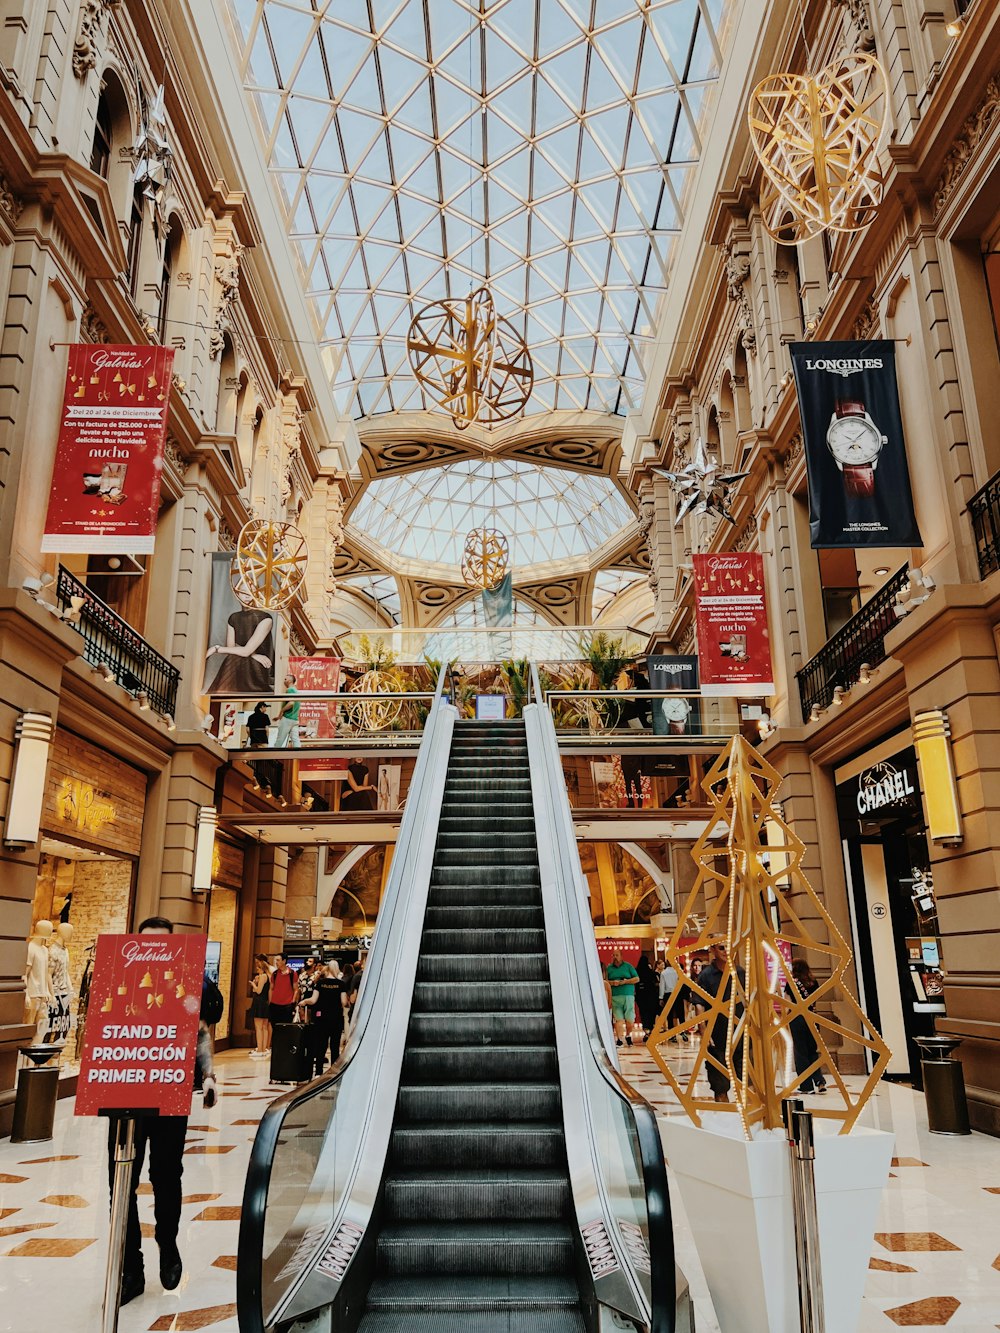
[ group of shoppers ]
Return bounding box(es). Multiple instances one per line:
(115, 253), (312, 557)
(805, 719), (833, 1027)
(249, 951), (364, 1076)
(605, 945), (827, 1101)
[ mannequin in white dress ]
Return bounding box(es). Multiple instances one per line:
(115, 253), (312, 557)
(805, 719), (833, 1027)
(24, 920), (54, 1028)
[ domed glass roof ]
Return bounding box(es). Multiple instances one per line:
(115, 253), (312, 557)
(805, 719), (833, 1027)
(350, 458), (633, 567)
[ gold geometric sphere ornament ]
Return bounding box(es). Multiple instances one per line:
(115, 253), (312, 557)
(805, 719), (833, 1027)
(232, 519), (309, 610)
(407, 287), (533, 430)
(647, 734), (891, 1137)
(460, 526), (509, 592)
(346, 668), (403, 733)
(747, 54), (889, 245)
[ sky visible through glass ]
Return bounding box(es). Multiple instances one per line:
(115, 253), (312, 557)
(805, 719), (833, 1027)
(349, 457), (634, 566)
(225, 0), (723, 420)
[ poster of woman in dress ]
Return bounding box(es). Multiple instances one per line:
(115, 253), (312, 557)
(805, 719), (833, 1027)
(202, 552), (277, 696)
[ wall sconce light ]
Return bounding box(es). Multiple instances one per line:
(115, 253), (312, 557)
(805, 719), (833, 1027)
(192, 806), (218, 892)
(159, 712), (177, 731)
(945, 15), (964, 37)
(758, 713), (775, 738)
(136, 692), (150, 711)
(805, 316), (819, 334)
(302, 792), (315, 811)
(809, 702), (823, 722)
(250, 777), (261, 793)
(99, 661), (117, 683)
(4, 713), (54, 846)
(832, 685), (846, 705)
(913, 708), (963, 844)
(858, 663), (872, 685)
(894, 566), (937, 618)
(62, 595), (86, 624)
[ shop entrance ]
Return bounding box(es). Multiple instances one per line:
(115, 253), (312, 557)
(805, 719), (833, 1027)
(836, 742), (943, 1084)
(31, 836), (136, 1063)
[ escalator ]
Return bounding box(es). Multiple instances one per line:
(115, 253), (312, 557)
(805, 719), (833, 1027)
(238, 667), (686, 1333)
(362, 720), (583, 1331)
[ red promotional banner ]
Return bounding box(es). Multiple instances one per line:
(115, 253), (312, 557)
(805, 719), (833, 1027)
(692, 552), (774, 696)
(75, 933), (207, 1116)
(41, 343), (175, 554)
(292, 656), (346, 779)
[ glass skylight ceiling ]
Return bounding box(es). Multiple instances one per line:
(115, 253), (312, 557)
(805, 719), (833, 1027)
(350, 458), (633, 566)
(225, 0), (724, 419)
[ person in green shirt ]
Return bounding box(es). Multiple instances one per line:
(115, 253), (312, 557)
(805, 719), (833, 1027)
(606, 948), (640, 1047)
(275, 672), (301, 747)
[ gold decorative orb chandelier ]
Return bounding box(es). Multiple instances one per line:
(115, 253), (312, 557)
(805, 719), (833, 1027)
(347, 668), (402, 733)
(460, 526), (509, 592)
(231, 519), (309, 610)
(747, 53), (889, 244)
(406, 286), (533, 430)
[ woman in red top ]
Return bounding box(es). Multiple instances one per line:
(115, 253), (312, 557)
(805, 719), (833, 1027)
(268, 954), (298, 1025)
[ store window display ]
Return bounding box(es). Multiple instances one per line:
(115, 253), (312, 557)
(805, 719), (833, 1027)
(24, 920), (54, 1028)
(43, 922), (74, 1045)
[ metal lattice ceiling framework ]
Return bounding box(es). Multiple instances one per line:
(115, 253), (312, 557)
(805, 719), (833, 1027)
(225, 0), (724, 419)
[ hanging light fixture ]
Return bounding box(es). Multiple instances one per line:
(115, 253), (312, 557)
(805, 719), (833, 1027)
(407, 287), (533, 431)
(747, 54), (889, 244)
(231, 518), (309, 610)
(460, 525), (509, 592)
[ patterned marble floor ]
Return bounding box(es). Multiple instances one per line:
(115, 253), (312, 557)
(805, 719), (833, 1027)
(621, 1041), (1000, 1332)
(1, 1047), (998, 1331)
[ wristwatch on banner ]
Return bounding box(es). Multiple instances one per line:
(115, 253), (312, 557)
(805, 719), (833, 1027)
(661, 696), (691, 735)
(825, 399), (887, 497)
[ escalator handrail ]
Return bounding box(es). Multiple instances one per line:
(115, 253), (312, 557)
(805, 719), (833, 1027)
(527, 661), (677, 1333)
(237, 661), (453, 1333)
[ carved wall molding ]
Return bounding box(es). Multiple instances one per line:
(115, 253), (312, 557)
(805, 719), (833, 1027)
(785, 431), (804, 468)
(831, 0), (875, 53)
(852, 294), (879, 340)
(677, 624), (696, 654)
(723, 238), (757, 355)
(163, 436), (186, 479)
(80, 302), (110, 344)
(289, 630), (308, 656)
(218, 522), (236, 551)
(933, 73), (1000, 218)
(0, 173), (24, 228)
(208, 240), (245, 359)
(73, 0), (121, 80)
(734, 513), (759, 553)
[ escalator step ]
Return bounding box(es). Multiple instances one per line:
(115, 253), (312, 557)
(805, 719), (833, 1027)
(407, 1011), (555, 1046)
(419, 928), (546, 954)
(423, 905), (543, 929)
(365, 1274), (580, 1312)
(389, 1121), (565, 1169)
(433, 852), (538, 870)
(402, 1044), (557, 1082)
(412, 981), (550, 1012)
(417, 952), (549, 983)
(436, 831), (536, 849)
(383, 1168), (570, 1221)
(359, 1314), (586, 1333)
(397, 1082), (561, 1123)
(425, 884), (541, 906)
(432, 866), (541, 886)
(375, 1219), (575, 1276)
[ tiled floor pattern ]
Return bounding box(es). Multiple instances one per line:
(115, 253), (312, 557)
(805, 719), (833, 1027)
(1, 1046), (998, 1330)
(621, 1041), (1000, 1331)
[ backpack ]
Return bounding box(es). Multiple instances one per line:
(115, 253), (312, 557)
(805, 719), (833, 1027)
(201, 977), (224, 1026)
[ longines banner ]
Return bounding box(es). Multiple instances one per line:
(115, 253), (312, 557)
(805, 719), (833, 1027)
(693, 552), (774, 696)
(41, 344), (175, 554)
(790, 340), (922, 549)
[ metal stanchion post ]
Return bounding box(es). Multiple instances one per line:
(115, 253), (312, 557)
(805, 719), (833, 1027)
(783, 1099), (825, 1333)
(102, 1116), (136, 1333)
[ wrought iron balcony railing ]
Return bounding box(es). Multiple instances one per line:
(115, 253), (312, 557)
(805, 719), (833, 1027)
(796, 565), (908, 722)
(968, 468), (1000, 580)
(57, 565), (180, 717)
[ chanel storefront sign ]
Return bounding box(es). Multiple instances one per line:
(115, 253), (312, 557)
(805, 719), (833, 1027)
(855, 761), (916, 815)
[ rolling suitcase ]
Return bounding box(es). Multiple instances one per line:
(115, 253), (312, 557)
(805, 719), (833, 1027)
(269, 1022), (310, 1082)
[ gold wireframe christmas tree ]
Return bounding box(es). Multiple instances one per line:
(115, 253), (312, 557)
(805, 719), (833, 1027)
(648, 735), (890, 1136)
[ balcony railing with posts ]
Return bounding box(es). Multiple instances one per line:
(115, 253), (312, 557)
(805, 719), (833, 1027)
(969, 469), (1000, 579)
(56, 566), (180, 717)
(796, 565), (908, 722)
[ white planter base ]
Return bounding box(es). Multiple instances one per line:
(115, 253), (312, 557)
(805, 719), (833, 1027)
(662, 1115), (893, 1333)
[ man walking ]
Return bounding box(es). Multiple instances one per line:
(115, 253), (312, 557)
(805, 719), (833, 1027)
(109, 916), (216, 1306)
(606, 947), (640, 1048)
(275, 672), (301, 747)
